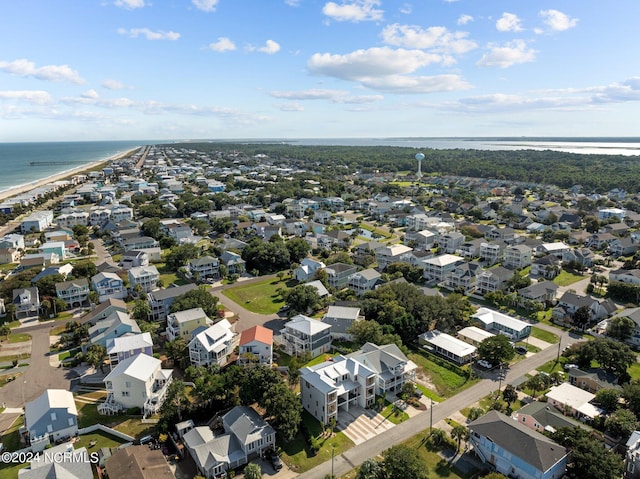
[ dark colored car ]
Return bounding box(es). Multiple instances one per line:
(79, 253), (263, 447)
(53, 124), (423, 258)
(269, 450), (283, 471)
(515, 346), (527, 355)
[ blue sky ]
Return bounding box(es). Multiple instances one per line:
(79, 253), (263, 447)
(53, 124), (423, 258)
(1, 0), (639, 141)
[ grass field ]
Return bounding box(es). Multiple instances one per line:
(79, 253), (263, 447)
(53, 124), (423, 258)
(553, 270), (587, 287)
(530, 327), (560, 344)
(7, 333), (31, 344)
(408, 350), (475, 398)
(222, 277), (289, 314)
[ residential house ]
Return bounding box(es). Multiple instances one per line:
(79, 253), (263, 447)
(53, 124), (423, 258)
(348, 268), (382, 296)
(405, 230), (436, 251)
(531, 255), (562, 279)
(479, 241), (506, 266)
(80, 298), (127, 325)
(19, 442), (94, 479)
(610, 237), (639, 257)
(104, 445), (175, 479)
(188, 255), (220, 280)
(120, 250), (149, 270)
(518, 281), (559, 308)
(598, 207), (626, 221)
(91, 272), (127, 303)
(551, 291), (616, 327)
(610, 269), (640, 285)
(0, 247), (21, 264)
(503, 244), (533, 270)
(325, 263), (358, 290)
(24, 389), (78, 452)
(0, 233), (25, 250)
(439, 231), (464, 254)
(375, 244), (413, 270)
(55, 278), (90, 308)
(39, 241), (67, 260)
(444, 261), (482, 293)
(294, 258), (326, 282)
(607, 307), (640, 347)
(183, 406), (275, 479)
(219, 251), (246, 275)
(514, 401), (587, 434)
(128, 265), (160, 293)
(13, 287), (40, 319)
(472, 307), (531, 340)
(279, 314), (332, 358)
(106, 332), (154, 371)
(122, 236), (158, 252)
(166, 307), (212, 342)
(419, 330), (476, 364)
(188, 319), (234, 367)
(475, 267), (514, 295)
(321, 305), (363, 341)
(88, 311), (141, 348)
(468, 410), (568, 479)
(457, 326), (494, 347)
(148, 283), (197, 321)
(458, 238), (484, 259)
(238, 325), (273, 367)
(100, 353), (173, 417)
(545, 383), (603, 420)
(21, 210), (54, 233)
(568, 367), (620, 393)
(422, 254), (465, 283)
(352, 240), (385, 265)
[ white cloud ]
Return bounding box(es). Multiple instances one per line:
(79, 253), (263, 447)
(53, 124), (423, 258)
(102, 79), (131, 90)
(476, 40), (536, 68)
(496, 13), (523, 32)
(275, 103), (304, 111)
(192, 0), (219, 12)
(117, 28), (181, 41)
(269, 88), (383, 103)
(359, 74), (471, 93)
(0, 59), (85, 84)
(381, 23), (477, 54)
(208, 37), (236, 52)
(284, 0), (301, 5)
(457, 14), (473, 26)
(114, 0), (145, 9)
(81, 89), (99, 99)
(322, 0), (383, 23)
(248, 40), (281, 54)
(0, 90), (52, 104)
(539, 9), (578, 32)
(399, 3), (412, 15)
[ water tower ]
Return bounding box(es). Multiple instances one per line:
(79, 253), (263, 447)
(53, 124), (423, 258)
(415, 152), (425, 180)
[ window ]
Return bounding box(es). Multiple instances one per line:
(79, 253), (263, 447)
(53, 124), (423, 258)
(122, 391), (129, 397)
(47, 425), (53, 433)
(68, 417), (74, 426)
(125, 381), (131, 388)
(51, 412), (57, 421)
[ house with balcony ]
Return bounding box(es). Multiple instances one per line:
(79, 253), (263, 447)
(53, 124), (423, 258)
(610, 268), (640, 286)
(405, 229), (436, 251)
(13, 287), (40, 319)
(120, 250), (149, 270)
(479, 241), (505, 266)
(348, 268), (382, 296)
(238, 325), (273, 367)
(280, 315), (332, 358)
(219, 251), (246, 275)
(294, 258), (326, 282)
(551, 291), (616, 327)
(475, 266), (514, 295)
(422, 254), (465, 283)
(346, 342), (417, 396)
(100, 353), (173, 417)
(88, 310), (141, 348)
(21, 210), (54, 233)
(148, 283), (197, 321)
(321, 305), (363, 341)
(183, 406), (275, 479)
(468, 410), (568, 479)
(122, 236), (158, 252)
(106, 332), (154, 371)
(188, 319), (234, 367)
(301, 355), (377, 424)
(91, 271), (127, 303)
(324, 262), (358, 290)
(439, 231), (464, 254)
(472, 307), (531, 341)
(24, 389), (78, 452)
(128, 265), (160, 293)
(444, 261), (481, 293)
(419, 330), (476, 364)
(55, 277), (90, 308)
(352, 240), (385, 265)
(518, 280), (559, 308)
(503, 244), (533, 270)
(188, 255), (220, 280)
(458, 238), (485, 259)
(531, 255), (562, 279)
(375, 244), (413, 270)
(166, 307), (212, 342)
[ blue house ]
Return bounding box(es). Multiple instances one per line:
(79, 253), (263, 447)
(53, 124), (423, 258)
(468, 410), (568, 479)
(24, 389), (78, 452)
(88, 310), (140, 348)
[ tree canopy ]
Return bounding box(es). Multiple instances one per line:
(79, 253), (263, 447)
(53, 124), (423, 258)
(477, 335), (515, 366)
(170, 286), (220, 318)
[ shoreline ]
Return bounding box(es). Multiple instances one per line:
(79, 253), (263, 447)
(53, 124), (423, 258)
(0, 148), (140, 203)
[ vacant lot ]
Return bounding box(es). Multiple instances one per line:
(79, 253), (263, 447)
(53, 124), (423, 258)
(222, 277), (290, 314)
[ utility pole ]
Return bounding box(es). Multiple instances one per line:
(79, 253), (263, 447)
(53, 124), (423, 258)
(331, 444), (335, 478)
(557, 338), (562, 362)
(430, 398), (434, 433)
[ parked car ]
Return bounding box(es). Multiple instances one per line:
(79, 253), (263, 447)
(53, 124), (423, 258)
(564, 363), (579, 370)
(137, 435), (154, 445)
(515, 346), (527, 355)
(268, 450), (283, 471)
(477, 359), (493, 369)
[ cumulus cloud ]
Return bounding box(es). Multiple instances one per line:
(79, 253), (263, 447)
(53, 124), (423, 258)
(359, 74), (471, 93)
(457, 14), (473, 26)
(0, 90), (52, 104)
(381, 23), (477, 54)
(274, 103), (304, 111)
(399, 3), (412, 14)
(476, 40), (536, 68)
(269, 88), (383, 103)
(81, 89), (100, 99)
(114, 0), (145, 9)
(208, 37), (236, 52)
(247, 40), (281, 54)
(496, 13), (523, 32)
(117, 28), (181, 41)
(539, 9), (578, 32)
(322, 0), (383, 23)
(0, 59), (85, 84)
(102, 79), (131, 90)
(192, 0), (219, 12)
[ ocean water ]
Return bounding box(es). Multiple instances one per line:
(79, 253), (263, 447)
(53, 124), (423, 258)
(1, 138), (639, 194)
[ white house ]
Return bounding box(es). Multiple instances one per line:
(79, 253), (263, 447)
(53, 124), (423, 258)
(418, 329), (476, 364)
(128, 265), (160, 293)
(294, 258), (326, 282)
(472, 307), (531, 341)
(188, 319), (234, 367)
(106, 332), (154, 370)
(238, 325), (273, 367)
(100, 353), (173, 417)
(422, 254), (465, 282)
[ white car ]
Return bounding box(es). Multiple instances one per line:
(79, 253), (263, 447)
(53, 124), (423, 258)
(477, 359), (493, 369)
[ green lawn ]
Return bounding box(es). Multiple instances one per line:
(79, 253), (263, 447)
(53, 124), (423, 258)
(408, 350), (475, 398)
(222, 277), (290, 314)
(0, 416), (27, 477)
(280, 411), (354, 473)
(628, 361), (640, 381)
(59, 347), (81, 361)
(380, 400), (410, 425)
(156, 263), (189, 286)
(7, 333), (31, 344)
(530, 327), (560, 344)
(74, 429), (128, 451)
(553, 270), (586, 287)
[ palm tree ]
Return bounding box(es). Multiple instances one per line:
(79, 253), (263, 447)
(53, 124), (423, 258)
(451, 425), (470, 453)
(243, 462), (262, 479)
(528, 374), (546, 399)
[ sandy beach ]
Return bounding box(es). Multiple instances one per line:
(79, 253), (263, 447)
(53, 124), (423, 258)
(0, 148), (139, 203)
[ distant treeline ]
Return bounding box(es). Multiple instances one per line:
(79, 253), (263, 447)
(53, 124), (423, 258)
(165, 142), (640, 193)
